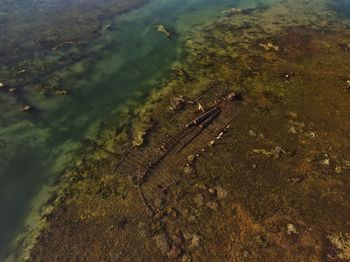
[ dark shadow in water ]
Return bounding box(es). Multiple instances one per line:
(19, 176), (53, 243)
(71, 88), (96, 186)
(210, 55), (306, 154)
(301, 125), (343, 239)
(329, 0), (350, 18)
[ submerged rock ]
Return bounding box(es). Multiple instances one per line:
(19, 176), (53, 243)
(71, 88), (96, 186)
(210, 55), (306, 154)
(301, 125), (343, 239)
(55, 90), (68, 96)
(286, 111), (298, 118)
(249, 129), (257, 137)
(225, 92), (242, 101)
(156, 25), (171, 37)
(288, 126), (297, 134)
(21, 105), (32, 113)
(346, 80), (350, 90)
(259, 42), (280, 51)
(321, 158), (330, 166)
(272, 146), (286, 159)
(287, 223), (298, 235)
(133, 130), (146, 146)
(222, 7), (242, 15)
(253, 148), (273, 158)
(9, 87), (16, 94)
(183, 164), (192, 175)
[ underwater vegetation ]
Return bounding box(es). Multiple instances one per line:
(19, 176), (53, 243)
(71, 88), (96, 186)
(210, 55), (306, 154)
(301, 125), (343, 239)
(1, 0), (350, 261)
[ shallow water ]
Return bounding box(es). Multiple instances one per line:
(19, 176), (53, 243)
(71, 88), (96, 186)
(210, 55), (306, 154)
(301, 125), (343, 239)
(0, 0), (285, 259)
(329, 0), (350, 17)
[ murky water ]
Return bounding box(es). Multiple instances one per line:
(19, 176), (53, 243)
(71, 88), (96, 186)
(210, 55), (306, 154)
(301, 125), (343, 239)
(329, 0), (350, 17)
(0, 0), (286, 259)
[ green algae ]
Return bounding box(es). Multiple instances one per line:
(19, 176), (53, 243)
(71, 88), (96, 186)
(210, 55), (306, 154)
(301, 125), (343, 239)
(4, 0), (350, 261)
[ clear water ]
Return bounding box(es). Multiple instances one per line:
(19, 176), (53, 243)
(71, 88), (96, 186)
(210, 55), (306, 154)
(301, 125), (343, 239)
(0, 0), (282, 259)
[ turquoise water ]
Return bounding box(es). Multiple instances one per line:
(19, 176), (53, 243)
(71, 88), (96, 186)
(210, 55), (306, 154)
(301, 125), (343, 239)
(0, 0), (279, 259)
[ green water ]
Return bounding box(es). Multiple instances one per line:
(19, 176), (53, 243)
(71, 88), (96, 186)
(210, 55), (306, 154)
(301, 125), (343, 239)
(0, 0), (280, 259)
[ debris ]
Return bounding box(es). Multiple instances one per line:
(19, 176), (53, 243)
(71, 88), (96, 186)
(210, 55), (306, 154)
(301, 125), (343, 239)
(133, 131), (146, 147)
(343, 160), (350, 167)
(197, 102), (204, 112)
(248, 65), (259, 75)
(253, 146), (286, 159)
(178, 108), (221, 152)
(288, 126), (297, 134)
(104, 23), (112, 31)
(189, 234), (200, 249)
(321, 158), (330, 166)
(308, 132), (316, 138)
(185, 107), (220, 128)
(55, 90), (68, 96)
(0, 83), (4, 88)
(253, 149), (273, 158)
(209, 123), (227, 146)
(346, 80), (350, 90)
(170, 96), (185, 111)
(196, 183), (208, 190)
(222, 7), (242, 15)
(249, 129), (257, 137)
(243, 250), (251, 258)
(9, 88), (16, 94)
(183, 164), (192, 175)
(288, 177), (302, 185)
(272, 146), (286, 159)
(287, 223), (298, 235)
(208, 188), (216, 196)
(335, 166), (342, 174)
(187, 154), (196, 163)
(18, 69), (27, 74)
(156, 25), (171, 37)
(286, 111), (298, 118)
(259, 42), (280, 51)
(181, 255), (191, 262)
(224, 92), (241, 102)
(21, 105), (32, 113)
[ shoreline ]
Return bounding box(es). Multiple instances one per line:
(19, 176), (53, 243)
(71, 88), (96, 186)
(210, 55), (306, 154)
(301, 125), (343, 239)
(1, 1), (152, 261)
(26, 0), (350, 261)
(2, 0), (237, 259)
